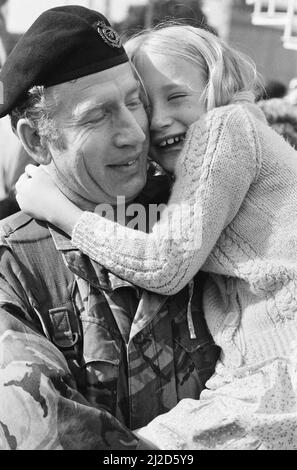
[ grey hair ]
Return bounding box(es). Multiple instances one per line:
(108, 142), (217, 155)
(10, 85), (65, 150)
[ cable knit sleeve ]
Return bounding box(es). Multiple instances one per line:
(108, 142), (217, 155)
(72, 104), (262, 295)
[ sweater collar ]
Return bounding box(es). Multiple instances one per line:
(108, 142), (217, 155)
(230, 91), (255, 105)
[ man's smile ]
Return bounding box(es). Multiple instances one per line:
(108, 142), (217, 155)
(107, 156), (140, 172)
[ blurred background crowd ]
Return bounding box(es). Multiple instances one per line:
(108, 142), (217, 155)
(2, 0), (297, 219)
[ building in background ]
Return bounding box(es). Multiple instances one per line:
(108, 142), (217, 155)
(229, 0), (297, 87)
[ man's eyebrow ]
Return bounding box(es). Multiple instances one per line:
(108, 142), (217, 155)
(71, 101), (108, 122)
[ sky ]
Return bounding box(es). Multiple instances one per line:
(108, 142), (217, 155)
(5, 0), (148, 33)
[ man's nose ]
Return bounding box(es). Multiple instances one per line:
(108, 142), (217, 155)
(150, 104), (173, 132)
(114, 107), (147, 147)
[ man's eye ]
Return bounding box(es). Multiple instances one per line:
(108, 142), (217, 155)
(127, 98), (143, 109)
(86, 110), (109, 124)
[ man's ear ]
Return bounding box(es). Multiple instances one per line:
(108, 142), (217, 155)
(16, 118), (52, 165)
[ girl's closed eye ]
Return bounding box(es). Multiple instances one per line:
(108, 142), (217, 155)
(168, 93), (187, 102)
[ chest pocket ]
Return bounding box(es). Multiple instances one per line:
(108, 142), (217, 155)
(76, 281), (122, 416)
(81, 317), (121, 413)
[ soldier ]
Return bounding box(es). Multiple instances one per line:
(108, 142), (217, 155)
(0, 6), (219, 449)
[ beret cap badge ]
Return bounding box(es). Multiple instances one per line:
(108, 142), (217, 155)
(96, 20), (122, 48)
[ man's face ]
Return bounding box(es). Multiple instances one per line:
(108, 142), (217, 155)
(46, 63), (149, 206)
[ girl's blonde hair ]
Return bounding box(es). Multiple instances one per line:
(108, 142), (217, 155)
(125, 24), (263, 111)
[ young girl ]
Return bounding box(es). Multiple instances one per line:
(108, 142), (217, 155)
(16, 25), (297, 449)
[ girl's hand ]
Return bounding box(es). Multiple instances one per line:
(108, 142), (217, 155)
(15, 164), (82, 234)
(16, 164), (62, 222)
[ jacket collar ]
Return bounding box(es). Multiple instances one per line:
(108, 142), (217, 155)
(48, 224), (135, 292)
(48, 224), (73, 250)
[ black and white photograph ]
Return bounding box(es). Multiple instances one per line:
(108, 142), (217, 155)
(0, 0), (297, 453)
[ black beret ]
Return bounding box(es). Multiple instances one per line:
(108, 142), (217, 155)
(0, 5), (129, 118)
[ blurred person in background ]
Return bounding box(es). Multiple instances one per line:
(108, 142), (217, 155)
(0, 4), (32, 219)
(257, 97), (297, 149)
(258, 79), (287, 101)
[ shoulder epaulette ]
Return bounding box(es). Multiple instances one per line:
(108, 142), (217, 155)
(0, 211), (33, 237)
(0, 212), (50, 248)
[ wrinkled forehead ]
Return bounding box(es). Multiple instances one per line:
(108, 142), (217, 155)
(44, 62), (141, 117)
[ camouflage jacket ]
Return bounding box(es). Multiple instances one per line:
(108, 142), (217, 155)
(0, 212), (219, 450)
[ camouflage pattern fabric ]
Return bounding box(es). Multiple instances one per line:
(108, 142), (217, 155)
(0, 212), (219, 449)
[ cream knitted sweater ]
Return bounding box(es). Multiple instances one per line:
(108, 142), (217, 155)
(72, 102), (297, 449)
(73, 102), (297, 358)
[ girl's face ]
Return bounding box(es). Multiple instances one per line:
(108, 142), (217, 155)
(137, 51), (207, 173)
